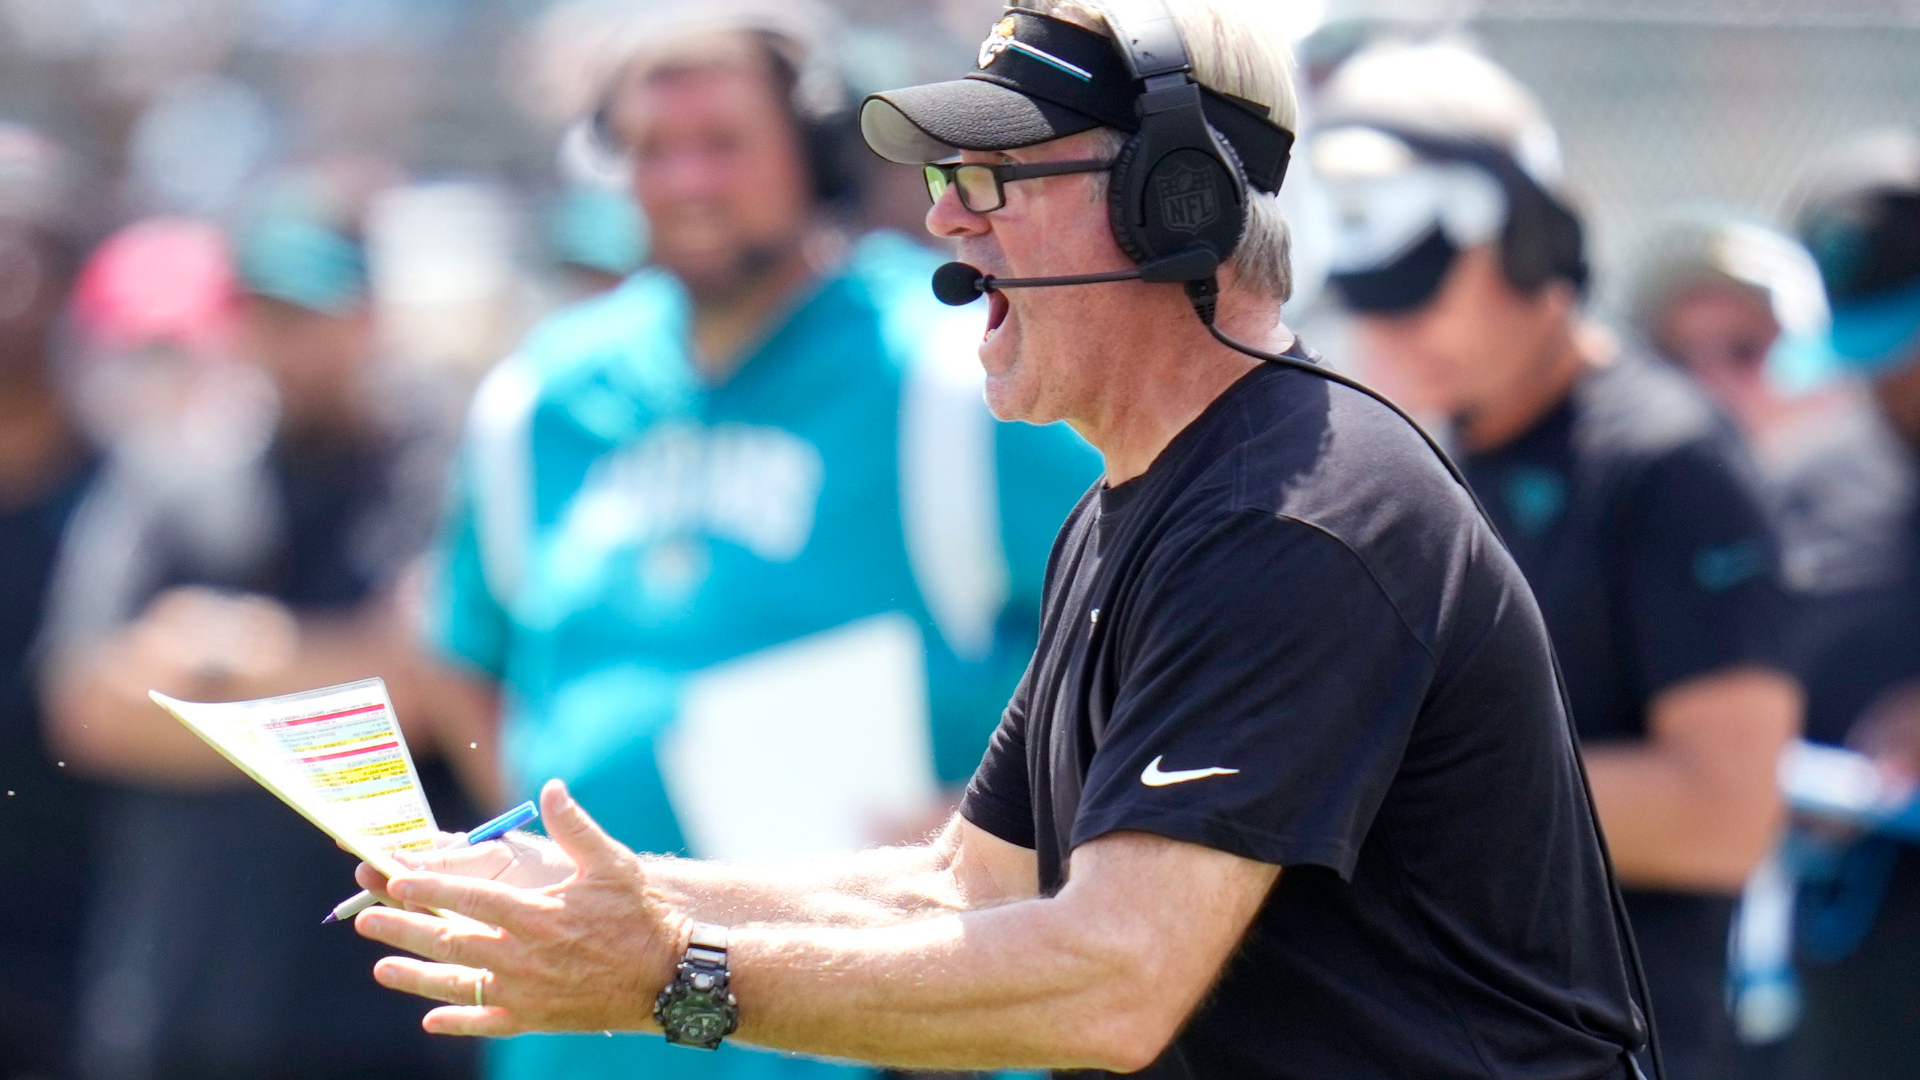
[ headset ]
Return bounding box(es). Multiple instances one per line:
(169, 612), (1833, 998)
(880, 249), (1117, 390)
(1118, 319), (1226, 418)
(587, 16), (862, 208)
(939, 4), (1663, 1077)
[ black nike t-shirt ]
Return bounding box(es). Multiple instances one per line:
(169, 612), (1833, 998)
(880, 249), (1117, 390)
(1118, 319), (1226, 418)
(961, 352), (1643, 1080)
(1461, 356), (1791, 1080)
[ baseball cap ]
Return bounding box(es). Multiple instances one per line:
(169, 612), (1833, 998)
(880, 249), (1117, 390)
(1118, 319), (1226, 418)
(1311, 41), (1569, 314)
(859, 8), (1291, 195)
(232, 191), (369, 316)
(71, 218), (235, 353)
(1627, 216), (1828, 335)
(1785, 131), (1920, 376)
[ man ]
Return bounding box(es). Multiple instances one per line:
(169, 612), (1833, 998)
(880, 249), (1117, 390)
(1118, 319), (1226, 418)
(1770, 129), (1920, 1080)
(0, 122), (100, 1080)
(1311, 41), (1801, 1079)
(353, 4), (1648, 1078)
(1626, 216), (1828, 445)
(39, 184), (474, 1080)
(417, 6), (1096, 1080)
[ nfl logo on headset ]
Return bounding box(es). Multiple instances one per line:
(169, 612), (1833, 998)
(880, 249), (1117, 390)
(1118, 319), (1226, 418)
(1157, 162), (1218, 233)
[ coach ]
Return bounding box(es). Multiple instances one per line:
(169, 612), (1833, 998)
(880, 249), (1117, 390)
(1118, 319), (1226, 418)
(354, 3), (1648, 1076)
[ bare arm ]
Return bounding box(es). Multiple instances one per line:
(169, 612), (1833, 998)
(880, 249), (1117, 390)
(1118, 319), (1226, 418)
(722, 830), (1274, 1071)
(1583, 666), (1799, 892)
(645, 813), (1038, 927)
(357, 781), (1276, 1073)
(45, 586), (432, 786)
(356, 811), (1039, 930)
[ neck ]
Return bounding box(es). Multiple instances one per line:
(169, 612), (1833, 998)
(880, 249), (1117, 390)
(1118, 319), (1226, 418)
(689, 242), (824, 383)
(1458, 321), (1596, 453)
(1073, 293), (1281, 486)
(0, 365), (82, 506)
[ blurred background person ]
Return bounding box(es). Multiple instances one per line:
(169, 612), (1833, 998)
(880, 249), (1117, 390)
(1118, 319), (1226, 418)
(0, 121), (101, 1080)
(421, 3), (1096, 1079)
(1769, 129), (1920, 1080)
(36, 173), (475, 1080)
(1627, 216), (1829, 446)
(1625, 214), (1920, 686)
(1311, 42), (1801, 1080)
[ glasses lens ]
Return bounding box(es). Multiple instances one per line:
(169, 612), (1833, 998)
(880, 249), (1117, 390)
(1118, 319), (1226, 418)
(955, 165), (1004, 212)
(923, 164), (950, 206)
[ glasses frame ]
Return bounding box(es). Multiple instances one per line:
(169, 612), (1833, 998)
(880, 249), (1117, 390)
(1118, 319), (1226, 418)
(923, 157), (1116, 213)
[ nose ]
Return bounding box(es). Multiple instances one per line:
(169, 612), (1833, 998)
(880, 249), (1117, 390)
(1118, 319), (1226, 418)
(926, 182), (989, 241)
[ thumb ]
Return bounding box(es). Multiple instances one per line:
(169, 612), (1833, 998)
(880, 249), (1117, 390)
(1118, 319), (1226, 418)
(541, 779), (634, 877)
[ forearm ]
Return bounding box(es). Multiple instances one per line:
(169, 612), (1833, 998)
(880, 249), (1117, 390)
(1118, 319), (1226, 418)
(44, 646), (239, 786)
(643, 829), (968, 929)
(726, 898), (1149, 1071)
(1584, 741), (1785, 891)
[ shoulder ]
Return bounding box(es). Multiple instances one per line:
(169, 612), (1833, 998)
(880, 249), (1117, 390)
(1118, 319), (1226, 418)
(1222, 362), (1480, 534)
(1570, 354), (1753, 485)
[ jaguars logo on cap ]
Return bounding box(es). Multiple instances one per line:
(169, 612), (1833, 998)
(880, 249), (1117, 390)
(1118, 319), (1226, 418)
(978, 16), (1018, 68)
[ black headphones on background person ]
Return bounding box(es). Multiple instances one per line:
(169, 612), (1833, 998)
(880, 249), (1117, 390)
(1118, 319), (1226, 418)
(587, 17), (862, 208)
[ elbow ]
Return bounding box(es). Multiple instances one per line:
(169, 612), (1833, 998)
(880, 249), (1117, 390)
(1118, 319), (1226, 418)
(1049, 920), (1188, 1072)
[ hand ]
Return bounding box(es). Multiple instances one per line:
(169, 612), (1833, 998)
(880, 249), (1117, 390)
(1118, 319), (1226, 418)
(354, 779), (694, 1036)
(1850, 680), (1920, 793)
(132, 586), (299, 688)
(352, 831), (577, 908)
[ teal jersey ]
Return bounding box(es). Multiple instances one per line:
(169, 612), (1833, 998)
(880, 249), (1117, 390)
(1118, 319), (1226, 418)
(428, 232), (1096, 1080)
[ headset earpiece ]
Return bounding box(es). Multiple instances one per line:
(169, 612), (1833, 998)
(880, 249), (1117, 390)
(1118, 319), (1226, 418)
(1102, 0), (1252, 307)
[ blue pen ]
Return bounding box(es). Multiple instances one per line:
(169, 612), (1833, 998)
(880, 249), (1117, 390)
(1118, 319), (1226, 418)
(322, 800), (540, 924)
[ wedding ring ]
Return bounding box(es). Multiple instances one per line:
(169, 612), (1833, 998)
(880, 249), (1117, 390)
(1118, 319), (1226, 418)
(475, 972), (488, 1008)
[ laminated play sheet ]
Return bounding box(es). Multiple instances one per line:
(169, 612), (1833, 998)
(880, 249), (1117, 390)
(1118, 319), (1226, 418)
(149, 678), (439, 879)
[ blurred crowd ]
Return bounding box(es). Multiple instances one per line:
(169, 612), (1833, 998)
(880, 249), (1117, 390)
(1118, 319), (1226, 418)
(2, 2), (1919, 1080)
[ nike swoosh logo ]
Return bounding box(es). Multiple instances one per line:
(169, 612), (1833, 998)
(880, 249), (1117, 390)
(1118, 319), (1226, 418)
(1140, 755), (1241, 787)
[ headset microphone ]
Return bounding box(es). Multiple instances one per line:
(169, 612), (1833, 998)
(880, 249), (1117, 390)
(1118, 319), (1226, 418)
(931, 249), (1220, 306)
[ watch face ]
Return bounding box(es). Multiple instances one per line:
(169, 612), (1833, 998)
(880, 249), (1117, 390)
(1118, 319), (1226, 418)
(657, 984), (740, 1047)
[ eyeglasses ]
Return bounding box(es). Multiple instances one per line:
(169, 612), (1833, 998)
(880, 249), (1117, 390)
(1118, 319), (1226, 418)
(923, 158), (1115, 213)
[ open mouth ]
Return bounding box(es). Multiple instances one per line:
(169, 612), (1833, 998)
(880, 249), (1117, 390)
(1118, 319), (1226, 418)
(984, 289), (1010, 341)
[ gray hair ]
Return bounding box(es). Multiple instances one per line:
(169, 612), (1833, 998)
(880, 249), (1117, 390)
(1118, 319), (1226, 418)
(1014, 0), (1300, 302)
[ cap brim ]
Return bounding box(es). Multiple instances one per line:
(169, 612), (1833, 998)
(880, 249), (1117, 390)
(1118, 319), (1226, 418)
(860, 78), (1103, 164)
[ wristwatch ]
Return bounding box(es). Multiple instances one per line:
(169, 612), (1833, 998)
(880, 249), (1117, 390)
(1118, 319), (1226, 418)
(654, 922), (740, 1050)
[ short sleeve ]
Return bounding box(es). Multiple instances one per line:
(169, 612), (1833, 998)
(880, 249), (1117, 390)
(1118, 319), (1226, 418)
(958, 658), (1038, 849)
(1621, 437), (1791, 697)
(1071, 511), (1436, 878)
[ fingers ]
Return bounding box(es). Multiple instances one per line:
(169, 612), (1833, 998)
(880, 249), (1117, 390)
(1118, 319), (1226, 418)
(423, 1005), (524, 1037)
(404, 840), (520, 880)
(540, 779), (635, 878)
(373, 959), (524, 1036)
(373, 956), (490, 1006)
(354, 862), (396, 905)
(355, 906), (504, 967)
(384, 870), (558, 930)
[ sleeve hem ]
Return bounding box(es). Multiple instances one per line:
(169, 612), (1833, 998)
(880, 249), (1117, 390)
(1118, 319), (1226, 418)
(1070, 805), (1359, 880)
(959, 790), (1037, 850)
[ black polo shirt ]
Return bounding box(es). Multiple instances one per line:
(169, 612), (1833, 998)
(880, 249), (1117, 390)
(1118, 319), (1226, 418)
(1461, 356), (1790, 1080)
(961, 351), (1643, 1080)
